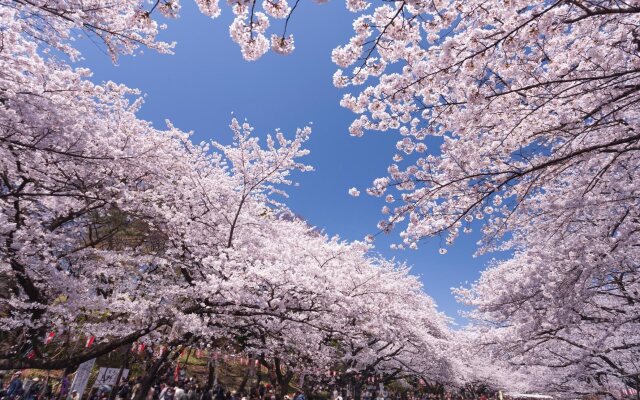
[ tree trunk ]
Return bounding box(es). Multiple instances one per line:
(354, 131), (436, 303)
(248, 358), (258, 394)
(237, 358), (252, 394)
(133, 343), (187, 400)
(181, 348), (192, 370)
(109, 348), (130, 400)
(204, 358), (216, 393)
(354, 381), (362, 400)
(133, 350), (170, 400)
(273, 358), (294, 400)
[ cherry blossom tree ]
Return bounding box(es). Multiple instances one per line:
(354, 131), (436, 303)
(2, 0), (317, 362)
(456, 229), (640, 395)
(0, 39), (315, 364)
(329, 0), (640, 394)
(2, 0), (457, 385)
(169, 217), (455, 397)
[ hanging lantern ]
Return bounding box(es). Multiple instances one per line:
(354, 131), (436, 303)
(44, 332), (55, 345)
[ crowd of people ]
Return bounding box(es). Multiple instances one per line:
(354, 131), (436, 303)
(0, 372), (58, 400)
(0, 369), (499, 400)
(104, 377), (306, 400)
(0, 370), (310, 400)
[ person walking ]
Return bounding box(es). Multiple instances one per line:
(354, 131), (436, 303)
(173, 385), (186, 400)
(25, 377), (42, 400)
(131, 378), (143, 400)
(116, 379), (131, 400)
(6, 372), (24, 400)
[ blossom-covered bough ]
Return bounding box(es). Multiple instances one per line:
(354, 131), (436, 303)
(1, 0), (304, 61)
(334, 0), (638, 248)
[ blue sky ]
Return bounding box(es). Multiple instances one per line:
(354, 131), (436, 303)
(77, 1), (497, 325)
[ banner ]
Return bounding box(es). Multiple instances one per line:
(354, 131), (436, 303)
(93, 368), (129, 388)
(68, 358), (96, 400)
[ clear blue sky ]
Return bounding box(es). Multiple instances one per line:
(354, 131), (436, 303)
(77, 1), (497, 325)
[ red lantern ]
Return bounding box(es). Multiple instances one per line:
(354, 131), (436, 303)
(44, 332), (55, 345)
